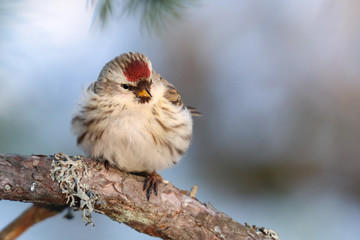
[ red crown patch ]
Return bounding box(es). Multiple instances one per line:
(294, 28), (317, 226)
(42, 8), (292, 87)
(123, 59), (151, 82)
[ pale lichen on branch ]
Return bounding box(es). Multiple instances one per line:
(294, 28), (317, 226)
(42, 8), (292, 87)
(245, 223), (280, 240)
(50, 153), (102, 225)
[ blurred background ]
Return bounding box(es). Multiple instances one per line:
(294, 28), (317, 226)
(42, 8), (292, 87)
(1, 0), (360, 239)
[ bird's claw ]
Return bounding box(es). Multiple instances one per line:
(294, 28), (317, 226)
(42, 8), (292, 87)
(143, 171), (161, 200)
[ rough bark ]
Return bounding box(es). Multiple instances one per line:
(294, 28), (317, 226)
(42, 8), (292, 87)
(0, 153), (275, 240)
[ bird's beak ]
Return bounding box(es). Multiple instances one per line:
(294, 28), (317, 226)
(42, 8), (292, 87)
(137, 88), (152, 98)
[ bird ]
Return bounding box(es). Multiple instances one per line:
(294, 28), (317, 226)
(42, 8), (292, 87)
(71, 52), (199, 200)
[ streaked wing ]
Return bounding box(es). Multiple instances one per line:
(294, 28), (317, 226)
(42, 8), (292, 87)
(163, 83), (183, 106)
(155, 71), (201, 116)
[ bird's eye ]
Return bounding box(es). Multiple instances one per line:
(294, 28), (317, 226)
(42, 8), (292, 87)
(121, 84), (129, 89)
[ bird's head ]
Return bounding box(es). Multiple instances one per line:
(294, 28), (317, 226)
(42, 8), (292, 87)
(96, 52), (153, 104)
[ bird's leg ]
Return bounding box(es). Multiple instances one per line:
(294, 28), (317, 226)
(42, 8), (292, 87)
(103, 160), (110, 170)
(96, 156), (110, 170)
(143, 171), (163, 200)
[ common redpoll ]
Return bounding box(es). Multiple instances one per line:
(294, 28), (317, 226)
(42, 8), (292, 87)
(71, 52), (198, 199)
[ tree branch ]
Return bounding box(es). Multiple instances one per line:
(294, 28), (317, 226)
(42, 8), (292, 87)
(0, 153), (276, 240)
